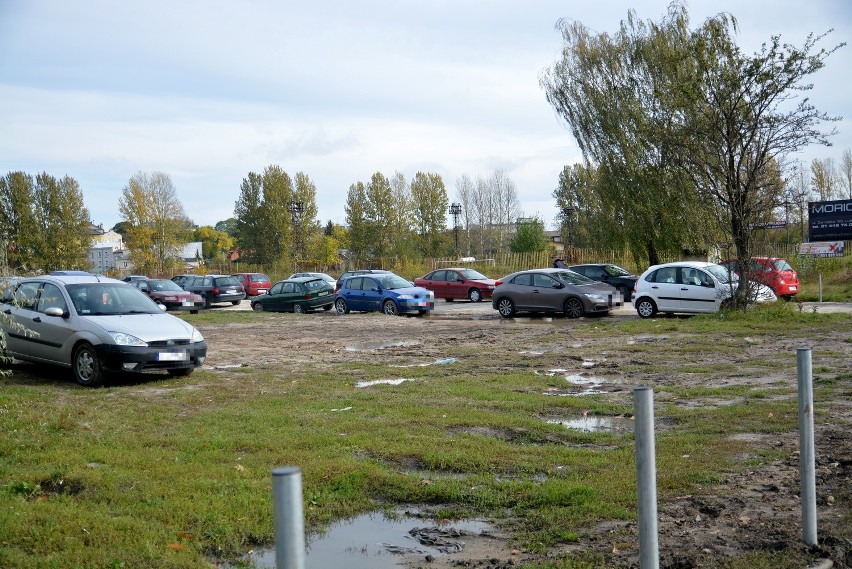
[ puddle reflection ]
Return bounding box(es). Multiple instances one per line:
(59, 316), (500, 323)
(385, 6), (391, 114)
(234, 512), (488, 569)
(545, 415), (633, 433)
(346, 340), (421, 351)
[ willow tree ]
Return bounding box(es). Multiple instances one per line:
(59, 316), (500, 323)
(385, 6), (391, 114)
(542, 1), (842, 302)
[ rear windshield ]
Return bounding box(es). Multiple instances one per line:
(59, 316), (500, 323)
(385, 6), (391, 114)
(215, 276), (241, 287)
(771, 259), (793, 271)
(250, 274), (270, 282)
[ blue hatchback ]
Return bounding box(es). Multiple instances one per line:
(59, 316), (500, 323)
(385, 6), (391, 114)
(334, 273), (434, 316)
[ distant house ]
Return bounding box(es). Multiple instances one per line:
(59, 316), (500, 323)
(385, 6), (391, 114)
(88, 224), (129, 273)
(180, 242), (204, 268)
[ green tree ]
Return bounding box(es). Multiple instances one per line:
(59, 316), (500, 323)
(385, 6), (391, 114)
(259, 165), (294, 267)
(410, 171), (449, 256)
(510, 217), (549, 253)
(344, 181), (369, 260)
(194, 226), (235, 262)
(293, 171), (321, 267)
(364, 172), (395, 258)
(214, 218), (238, 237)
(234, 172), (265, 264)
(542, 2), (842, 304)
(118, 171), (193, 276)
(0, 171), (91, 272)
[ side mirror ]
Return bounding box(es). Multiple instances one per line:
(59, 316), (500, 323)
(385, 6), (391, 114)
(158, 303), (167, 311)
(44, 307), (65, 317)
(553, 282), (565, 289)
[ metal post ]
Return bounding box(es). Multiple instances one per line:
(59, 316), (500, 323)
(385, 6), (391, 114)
(796, 348), (818, 546)
(633, 387), (659, 569)
(818, 273), (823, 303)
(272, 467), (306, 569)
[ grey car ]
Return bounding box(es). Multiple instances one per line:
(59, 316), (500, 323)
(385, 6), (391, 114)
(491, 268), (622, 318)
(0, 274), (207, 386)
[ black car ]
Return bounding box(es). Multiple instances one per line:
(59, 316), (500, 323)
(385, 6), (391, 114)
(183, 274), (246, 308)
(171, 274), (197, 289)
(568, 264), (638, 301)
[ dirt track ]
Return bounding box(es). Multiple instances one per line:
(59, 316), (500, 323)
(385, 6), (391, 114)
(200, 300), (852, 568)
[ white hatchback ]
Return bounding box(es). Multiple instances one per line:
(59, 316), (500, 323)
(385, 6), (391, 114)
(632, 261), (776, 318)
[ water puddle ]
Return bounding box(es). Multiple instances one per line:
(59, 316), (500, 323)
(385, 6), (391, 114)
(233, 512), (489, 569)
(544, 415), (634, 433)
(346, 340), (422, 351)
(390, 358), (457, 368)
(356, 378), (416, 388)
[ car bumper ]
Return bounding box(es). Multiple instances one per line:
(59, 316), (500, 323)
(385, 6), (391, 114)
(163, 301), (205, 311)
(211, 293), (246, 303)
(95, 342), (208, 373)
(398, 300), (435, 313)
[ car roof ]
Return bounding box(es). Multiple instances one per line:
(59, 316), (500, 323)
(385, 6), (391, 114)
(280, 276), (325, 283)
(22, 274), (124, 285)
(647, 261), (716, 270)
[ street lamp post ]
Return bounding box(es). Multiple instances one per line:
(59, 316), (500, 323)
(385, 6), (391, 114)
(289, 200), (304, 268)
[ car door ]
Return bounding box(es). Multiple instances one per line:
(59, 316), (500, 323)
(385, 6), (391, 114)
(342, 277), (368, 311)
(278, 282), (298, 311)
(531, 272), (564, 311)
(360, 276), (383, 312)
(445, 270), (467, 299)
(646, 266), (681, 311)
(6, 282), (72, 364)
(678, 268), (721, 313)
(423, 270), (447, 299)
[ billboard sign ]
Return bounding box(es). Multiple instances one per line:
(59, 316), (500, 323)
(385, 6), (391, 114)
(809, 199), (852, 240)
(798, 241), (845, 257)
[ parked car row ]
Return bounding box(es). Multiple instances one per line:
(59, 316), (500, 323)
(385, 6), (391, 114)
(0, 257), (797, 387)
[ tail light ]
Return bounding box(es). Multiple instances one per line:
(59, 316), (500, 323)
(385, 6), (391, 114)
(211, 287), (220, 294)
(494, 280), (503, 286)
(304, 293), (314, 299)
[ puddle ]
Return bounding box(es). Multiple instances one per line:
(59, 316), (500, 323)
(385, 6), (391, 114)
(536, 370), (610, 396)
(346, 341), (421, 351)
(356, 378), (416, 388)
(390, 358), (456, 368)
(233, 512), (489, 569)
(544, 415), (634, 433)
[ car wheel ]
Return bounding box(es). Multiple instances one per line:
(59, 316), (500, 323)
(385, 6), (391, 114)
(618, 286), (631, 302)
(335, 298), (350, 315)
(293, 303), (306, 314)
(252, 302), (264, 312)
(383, 300), (399, 316)
(232, 300), (241, 306)
(636, 297), (658, 319)
(468, 288), (482, 303)
(564, 297), (584, 319)
(168, 368), (193, 377)
(322, 304), (332, 311)
(445, 297), (454, 302)
(73, 342), (103, 387)
(496, 297), (515, 318)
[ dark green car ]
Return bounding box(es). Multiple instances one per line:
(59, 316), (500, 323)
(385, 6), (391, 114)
(250, 277), (334, 313)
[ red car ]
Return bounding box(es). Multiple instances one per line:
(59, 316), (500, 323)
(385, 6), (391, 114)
(130, 279), (205, 313)
(718, 257), (799, 300)
(232, 272), (272, 296)
(413, 268), (497, 302)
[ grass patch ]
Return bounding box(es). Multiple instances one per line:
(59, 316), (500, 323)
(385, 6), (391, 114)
(0, 307), (849, 568)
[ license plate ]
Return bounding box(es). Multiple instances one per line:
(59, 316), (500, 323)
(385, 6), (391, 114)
(317, 291), (328, 296)
(157, 351), (188, 361)
(789, 286), (797, 291)
(225, 289), (236, 294)
(258, 290), (267, 294)
(182, 300), (192, 306)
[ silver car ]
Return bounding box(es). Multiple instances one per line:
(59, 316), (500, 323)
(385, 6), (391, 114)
(1, 274), (207, 386)
(491, 268), (622, 318)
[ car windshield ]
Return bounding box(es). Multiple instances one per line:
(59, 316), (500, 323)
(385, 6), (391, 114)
(552, 270), (596, 285)
(68, 283), (161, 315)
(148, 280), (184, 292)
(216, 276), (240, 286)
(459, 269), (489, 280)
(377, 275), (415, 290)
(603, 265), (631, 276)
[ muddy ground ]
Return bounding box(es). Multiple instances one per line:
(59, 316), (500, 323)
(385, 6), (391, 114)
(202, 302), (852, 569)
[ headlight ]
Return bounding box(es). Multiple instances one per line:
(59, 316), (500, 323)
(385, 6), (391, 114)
(109, 332), (147, 346)
(584, 293), (605, 301)
(191, 328), (204, 343)
(397, 294), (414, 300)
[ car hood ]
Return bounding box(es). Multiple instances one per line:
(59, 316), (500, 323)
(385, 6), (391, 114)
(389, 286), (432, 297)
(82, 313), (198, 341)
(468, 278), (498, 286)
(573, 282), (617, 294)
(151, 291), (201, 300)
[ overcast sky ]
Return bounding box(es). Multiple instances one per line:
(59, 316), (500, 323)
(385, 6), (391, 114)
(1, 0), (850, 231)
